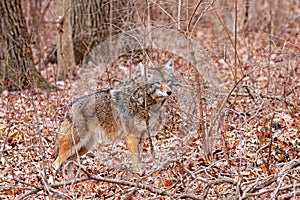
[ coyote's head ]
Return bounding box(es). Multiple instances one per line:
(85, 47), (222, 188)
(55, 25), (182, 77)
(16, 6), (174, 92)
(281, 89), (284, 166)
(139, 59), (174, 102)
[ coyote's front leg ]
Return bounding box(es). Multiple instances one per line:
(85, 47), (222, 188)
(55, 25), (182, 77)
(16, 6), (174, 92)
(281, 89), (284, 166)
(126, 132), (142, 172)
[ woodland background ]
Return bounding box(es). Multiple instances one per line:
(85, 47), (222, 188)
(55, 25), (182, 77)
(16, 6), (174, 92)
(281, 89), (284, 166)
(0, 0), (300, 199)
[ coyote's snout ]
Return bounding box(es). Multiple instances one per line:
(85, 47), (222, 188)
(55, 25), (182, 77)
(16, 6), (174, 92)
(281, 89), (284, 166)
(52, 59), (174, 177)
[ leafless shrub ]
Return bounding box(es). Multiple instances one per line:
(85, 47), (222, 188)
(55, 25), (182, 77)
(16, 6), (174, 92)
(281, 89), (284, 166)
(1, 0), (299, 199)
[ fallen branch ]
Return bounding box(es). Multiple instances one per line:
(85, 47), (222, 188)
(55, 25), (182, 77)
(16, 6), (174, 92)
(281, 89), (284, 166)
(79, 166), (202, 199)
(242, 159), (300, 199)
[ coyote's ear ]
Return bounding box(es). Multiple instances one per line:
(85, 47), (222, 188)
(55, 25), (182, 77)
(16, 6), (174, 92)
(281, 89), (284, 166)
(164, 58), (174, 71)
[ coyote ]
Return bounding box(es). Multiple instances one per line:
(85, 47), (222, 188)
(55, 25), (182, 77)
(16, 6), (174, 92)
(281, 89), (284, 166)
(52, 59), (174, 176)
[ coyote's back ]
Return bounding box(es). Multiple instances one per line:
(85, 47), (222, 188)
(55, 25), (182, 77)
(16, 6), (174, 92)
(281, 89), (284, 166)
(52, 59), (174, 176)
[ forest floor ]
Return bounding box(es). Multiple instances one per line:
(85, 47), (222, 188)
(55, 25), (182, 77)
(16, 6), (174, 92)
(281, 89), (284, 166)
(1, 7), (300, 200)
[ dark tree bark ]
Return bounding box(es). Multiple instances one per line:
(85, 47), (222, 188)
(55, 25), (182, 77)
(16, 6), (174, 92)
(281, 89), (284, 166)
(45, 0), (135, 66)
(0, 0), (52, 92)
(71, 0), (135, 64)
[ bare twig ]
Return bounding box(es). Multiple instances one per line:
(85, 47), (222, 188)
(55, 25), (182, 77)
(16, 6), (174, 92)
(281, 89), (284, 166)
(207, 70), (256, 158)
(187, 0), (203, 31)
(278, 188), (300, 200)
(189, 0), (215, 36)
(181, 164), (236, 185)
(229, 91), (299, 109)
(242, 159), (300, 199)
(234, 0), (238, 83)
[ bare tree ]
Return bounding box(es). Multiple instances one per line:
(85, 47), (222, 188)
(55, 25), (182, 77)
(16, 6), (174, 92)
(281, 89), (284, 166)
(45, 0), (135, 69)
(71, 0), (135, 63)
(0, 0), (52, 92)
(56, 0), (76, 80)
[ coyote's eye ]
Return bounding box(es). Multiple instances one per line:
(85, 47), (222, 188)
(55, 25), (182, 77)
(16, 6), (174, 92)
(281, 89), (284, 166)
(154, 82), (161, 87)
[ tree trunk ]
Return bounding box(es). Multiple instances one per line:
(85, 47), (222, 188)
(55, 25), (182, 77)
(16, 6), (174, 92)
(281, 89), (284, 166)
(45, 0), (135, 67)
(72, 0), (136, 64)
(0, 0), (52, 92)
(56, 0), (76, 81)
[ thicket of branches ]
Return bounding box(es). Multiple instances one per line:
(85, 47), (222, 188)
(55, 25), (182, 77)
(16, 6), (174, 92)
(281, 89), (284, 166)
(1, 0), (299, 199)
